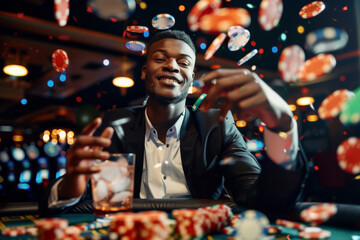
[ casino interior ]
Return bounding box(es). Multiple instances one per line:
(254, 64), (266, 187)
(0, 0), (360, 239)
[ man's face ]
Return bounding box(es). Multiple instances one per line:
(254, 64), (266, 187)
(142, 38), (196, 104)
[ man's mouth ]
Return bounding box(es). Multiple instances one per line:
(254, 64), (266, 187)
(157, 77), (182, 85)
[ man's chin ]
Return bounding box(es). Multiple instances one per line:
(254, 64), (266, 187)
(148, 92), (187, 105)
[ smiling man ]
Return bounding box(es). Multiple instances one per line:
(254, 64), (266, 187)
(40, 30), (308, 215)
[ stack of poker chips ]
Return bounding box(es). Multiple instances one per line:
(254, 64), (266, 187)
(36, 218), (70, 240)
(109, 211), (170, 240)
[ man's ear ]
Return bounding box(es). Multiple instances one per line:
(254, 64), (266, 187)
(192, 72), (195, 80)
(141, 65), (146, 80)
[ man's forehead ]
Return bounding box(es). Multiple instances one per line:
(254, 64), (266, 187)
(147, 38), (195, 58)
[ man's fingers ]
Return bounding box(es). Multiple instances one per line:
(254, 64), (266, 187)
(92, 127), (114, 152)
(72, 166), (101, 175)
(72, 135), (111, 149)
(198, 69), (250, 83)
(69, 149), (110, 165)
(80, 117), (102, 136)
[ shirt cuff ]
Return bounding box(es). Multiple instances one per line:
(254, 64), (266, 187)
(48, 178), (81, 209)
(263, 118), (299, 170)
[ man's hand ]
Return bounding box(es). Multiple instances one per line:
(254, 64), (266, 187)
(58, 117), (114, 199)
(195, 69), (294, 132)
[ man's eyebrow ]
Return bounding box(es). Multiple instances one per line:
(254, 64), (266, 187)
(152, 49), (193, 60)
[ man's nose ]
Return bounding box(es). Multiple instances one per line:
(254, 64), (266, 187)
(163, 59), (179, 72)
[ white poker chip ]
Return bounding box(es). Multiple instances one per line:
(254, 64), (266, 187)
(152, 13), (175, 30)
(228, 27), (250, 51)
(126, 41), (146, 51)
(237, 49), (258, 66)
(236, 210), (269, 240)
(305, 27), (349, 54)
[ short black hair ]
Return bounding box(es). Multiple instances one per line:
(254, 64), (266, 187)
(146, 30), (196, 55)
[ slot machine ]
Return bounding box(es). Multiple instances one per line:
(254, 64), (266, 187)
(36, 157), (49, 184)
(56, 155), (67, 179)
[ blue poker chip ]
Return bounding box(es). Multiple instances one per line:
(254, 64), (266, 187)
(87, 0), (136, 21)
(305, 27), (349, 54)
(236, 210), (269, 240)
(152, 13), (175, 30)
(237, 49), (258, 66)
(126, 41), (146, 51)
(228, 28), (250, 51)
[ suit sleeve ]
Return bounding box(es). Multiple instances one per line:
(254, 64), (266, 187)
(219, 111), (308, 214)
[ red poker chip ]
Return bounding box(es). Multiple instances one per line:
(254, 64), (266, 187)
(278, 45), (305, 83)
(299, 1), (326, 19)
(300, 203), (337, 225)
(298, 227), (331, 239)
(258, 0), (283, 31)
(52, 49), (69, 72)
(204, 32), (227, 60)
(297, 53), (336, 82)
(337, 137), (360, 174)
(275, 219), (306, 230)
(126, 25), (149, 33)
(318, 89), (354, 120)
(187, 0), (222, 32)
(2, 228), (26, 237)
(54, 0), (70, 27)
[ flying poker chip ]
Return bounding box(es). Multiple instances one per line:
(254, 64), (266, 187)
(54, 0), (69, 27)
(278, 45), (305, 83)
(298, 227), (331, 239)
(236, 210), (269, 240)
(192, 93), (207, 112)
(318, 89), (354, 120)
(187, 0), (222, 32)
(228, 27), (250, 51)
(204, 33), (227, 60)
(337, 137), (360, 174)
(305, 27), (349, 54)
(126, 41), (146, 51)
(52, 49), (69, 72)
(152, 13), (175, 30)
(300, 203), (337, 226)
(299, 1), (326, 19)
(297, 53), (336, 82)
(200, 8), (251, 34)
(340, 87), (360, 125)
(237, 49), (258, 66)
(258, 0), (283, 31)
(126, 25), (149, 33)
(87, 0), (136, 21)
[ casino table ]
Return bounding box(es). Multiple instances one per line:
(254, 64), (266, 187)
(0, 200), (360, 239)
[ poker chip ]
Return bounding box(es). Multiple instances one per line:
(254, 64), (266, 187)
(298, 227), (331, 239)
(36, 218), (69, 240)
(227, 27), (250, 51)
(204, 33), (227, 60)
(278, 45), (305, 83)
(258, 0), (283, 31)
(318, 89), (354, 120)
(54, 0), (69, 27)
(266, 225), (281, 235)
(87, 0), (136, 21)
(187, 0), (222, 32)
(305, 27), (349, 54)
(297, 53), (336, 82)
(2, 228), (26, 237)
(299, 1), (326, 19)
(200, 8), (251, 34)
(192, 93), (207, 112)
(52, 49), (69, 72)
(152, 13), (175, 30)
(126, 41), (146, 51)
(336, 137), (360, 174)
(237, 49), (258, 66)
(300, 203), (337, 226)
(235, 210), (269, 240)
(126, 25), (149, 33)
(340, 86), (360, 125)
(275, 219), (306, 231)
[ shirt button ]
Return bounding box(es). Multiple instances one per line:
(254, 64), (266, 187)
(163, 175), (167, 180)
(166, 144), (169, 148)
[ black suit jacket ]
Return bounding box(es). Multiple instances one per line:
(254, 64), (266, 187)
(40, 105), (308, 215)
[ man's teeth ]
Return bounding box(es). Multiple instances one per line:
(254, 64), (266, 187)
(160, 78), (177, 83)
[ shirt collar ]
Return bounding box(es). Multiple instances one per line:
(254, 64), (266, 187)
(145, 108), (185, 142)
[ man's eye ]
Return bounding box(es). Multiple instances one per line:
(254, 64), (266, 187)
(155, 58), (165, 62)
(179, 62), (189, 66)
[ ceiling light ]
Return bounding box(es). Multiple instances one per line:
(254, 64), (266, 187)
(3, 48), (28, 77)
(112, 76), (134, 88)
(3, 64), (28, 77)
(296, 96), (314, 106)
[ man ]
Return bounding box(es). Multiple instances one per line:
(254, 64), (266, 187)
(40, 30), (307, 215)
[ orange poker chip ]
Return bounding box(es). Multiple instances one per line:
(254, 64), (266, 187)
(337, 137), (360, 174)
(278, 45), (305, 83)
(300, 203), (337, 226)
(200, 8), (251, 34)
(187, 0), (222, 32)
(299, 1), (326, 19)
(297, 53), (336, 81)
(258, 0), (283, 31)
(54, 0), (70, 27)
(318, 89), (354, 120)
(126, 25), (149, 33)
(204, 33), (227, 60)
(52, 49), (69, 72)
(298, 227), (331, 239)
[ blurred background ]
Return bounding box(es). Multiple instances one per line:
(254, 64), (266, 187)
(0, 0), (359, 204)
